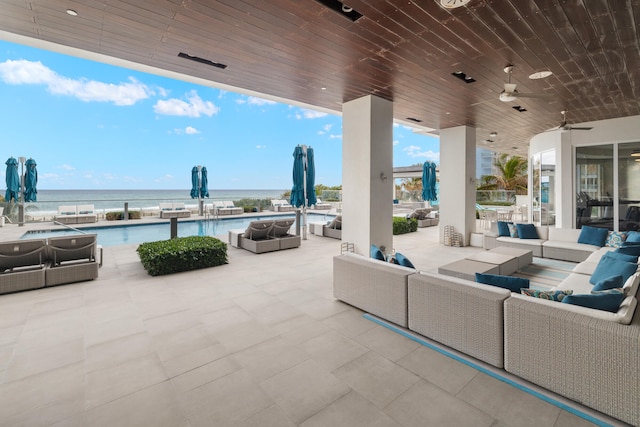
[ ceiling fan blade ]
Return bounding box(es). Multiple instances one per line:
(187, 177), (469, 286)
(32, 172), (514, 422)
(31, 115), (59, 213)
(514, 92), (553, 99)
(504, 83), (517, 93)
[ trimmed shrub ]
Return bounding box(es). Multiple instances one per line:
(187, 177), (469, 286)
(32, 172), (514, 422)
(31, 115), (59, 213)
(393, 217), (418, 235)
(106, 211), (142, 220)
(137, 236), (228, 276)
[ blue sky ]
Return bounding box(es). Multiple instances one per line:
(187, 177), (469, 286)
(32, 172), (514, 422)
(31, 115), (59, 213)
(0, 40), (439, 190)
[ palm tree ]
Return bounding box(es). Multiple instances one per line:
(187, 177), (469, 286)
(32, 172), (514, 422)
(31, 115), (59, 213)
(478, 153), (528, 195)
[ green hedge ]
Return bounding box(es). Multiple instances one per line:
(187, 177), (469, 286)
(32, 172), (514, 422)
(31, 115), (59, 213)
(137, 236), (228, 276)
(106, 210), (142, 220)
(393, 217), (418, 235)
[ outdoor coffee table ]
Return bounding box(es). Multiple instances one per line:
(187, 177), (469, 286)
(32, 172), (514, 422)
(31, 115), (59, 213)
(488, 247), (533, 270)
(438, 259), (499, 282)
(466, 251), (519, 276)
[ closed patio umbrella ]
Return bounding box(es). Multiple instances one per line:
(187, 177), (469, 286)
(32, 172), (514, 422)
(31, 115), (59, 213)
(190, 166), (199, 199)
(305, 147), (317, 207)
(24, 158), (38, 202)
(4, 157), (19, 202)
(290, 146), (305, 208)
(422, 161), (437, 203)
(200, 166), (209, 198)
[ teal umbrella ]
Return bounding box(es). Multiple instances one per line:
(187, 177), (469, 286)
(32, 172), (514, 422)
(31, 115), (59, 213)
(4, 157), (19, 202)
(306, 147), (317, 207)
(190, 166), (199, 198)
(24, 158), (38, 202)
(291, 146), (305, 207)
(200, 166), (209, 198)
(422, 161), (437, 202)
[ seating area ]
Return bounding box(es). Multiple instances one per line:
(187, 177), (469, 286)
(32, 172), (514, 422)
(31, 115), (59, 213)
(270, 199), (294, 212)
(309, 215), (342, 239)
(211, 200), (243, 215)
(158, 202), (191, 219)
(333, 230), (640, 426)
(228, 218), (301, 253)
(0, 234), (101, 294)
(53, 204), (98, 224)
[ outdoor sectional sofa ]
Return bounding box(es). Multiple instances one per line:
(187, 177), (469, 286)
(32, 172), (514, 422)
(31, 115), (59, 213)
(333, 248), (640, 426)
(0, 234), (101, 294)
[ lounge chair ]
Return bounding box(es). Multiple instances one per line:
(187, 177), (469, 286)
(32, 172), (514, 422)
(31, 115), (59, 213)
(269, 218), (301, 249)
(271, 199), (294, 212)
(221, 201), (244, 215)
(323, 215), (342, 239)
(238, 220), (280, 253)
(45, 234), (100, 287)
(76, 204), (98, 223)
(159, 203), (191, 219)
(0, 239), (47, 294)
(313, 198), (332, 210)
(54, 205), (78, 224)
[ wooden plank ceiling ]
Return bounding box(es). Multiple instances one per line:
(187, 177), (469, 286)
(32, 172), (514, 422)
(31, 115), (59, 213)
(0, 0), (638, 154)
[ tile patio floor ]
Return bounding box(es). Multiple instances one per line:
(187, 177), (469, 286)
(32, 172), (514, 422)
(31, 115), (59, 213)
(0, 222), (627, 426)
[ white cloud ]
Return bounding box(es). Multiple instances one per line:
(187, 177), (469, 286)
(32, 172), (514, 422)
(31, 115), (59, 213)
(248, 96), (276, 106)
(295, 108), (328, 119)
(256, 145), (266, 149)
(329, 134), (342, 139)
(154, 90), (219, 117)
(0, 59), (152, 105)
(185, 126), (200, 134)
(402, 145), (440, 161)
(393, 140), (400, 145)
(59, 164), (75, 171)
(323, 124), (333, 132)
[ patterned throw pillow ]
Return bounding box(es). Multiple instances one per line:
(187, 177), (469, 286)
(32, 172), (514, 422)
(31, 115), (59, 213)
(605, 231), (626, 248)
(507, 223), (519, 238)
(520, 288), (574, 302)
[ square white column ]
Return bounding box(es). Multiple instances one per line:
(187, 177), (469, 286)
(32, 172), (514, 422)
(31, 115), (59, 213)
(342, 95), (394, 256)
(439, 126), (476, 246)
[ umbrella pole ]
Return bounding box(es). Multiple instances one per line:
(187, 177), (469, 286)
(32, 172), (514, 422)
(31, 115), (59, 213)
(302, 145), (308, 240)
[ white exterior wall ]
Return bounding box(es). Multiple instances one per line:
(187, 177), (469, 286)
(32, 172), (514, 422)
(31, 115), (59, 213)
(439, 126), (476, 246)
(342, 95), (393, 256)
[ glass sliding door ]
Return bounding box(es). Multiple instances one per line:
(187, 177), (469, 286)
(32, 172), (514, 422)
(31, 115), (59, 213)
(618, 142), (640, 231)
(575, 145), (613, 229)
(531, 150), (555, 226)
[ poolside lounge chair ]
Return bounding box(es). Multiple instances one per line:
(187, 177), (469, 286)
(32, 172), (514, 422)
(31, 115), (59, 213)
(219, 201), (244, 215)
(271, 199), (294, 212)
(76, 204), (98, 223)
(313, 198), (332, 210)
(159, 203), (191, 219)
(238, 220), (280, 253)
(323, 215), (342, 239)
(54, 205), (78, 224)
(45, 234), (100, 287)
(269, 218), (301, 249)
(0, 238), (47, 294)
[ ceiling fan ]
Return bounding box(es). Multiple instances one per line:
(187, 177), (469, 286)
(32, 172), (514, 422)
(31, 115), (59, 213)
(499, 65), (552, 102)
(546, 110), (593, 132)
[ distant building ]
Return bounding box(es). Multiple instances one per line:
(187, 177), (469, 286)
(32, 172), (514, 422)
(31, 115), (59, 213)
(477, 147), (497, 180)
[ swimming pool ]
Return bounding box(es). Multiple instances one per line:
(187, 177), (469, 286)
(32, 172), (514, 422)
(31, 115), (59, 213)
(21, 213), (334, 247)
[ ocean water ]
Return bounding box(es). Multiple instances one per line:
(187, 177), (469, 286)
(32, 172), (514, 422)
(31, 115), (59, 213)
(17, 189), (287, 215)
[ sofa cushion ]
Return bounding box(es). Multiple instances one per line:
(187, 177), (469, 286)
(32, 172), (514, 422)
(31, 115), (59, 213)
(520, 288), (573, 301)
(592, 275), (624, 291)
(625, 230), (640, 243)
(370, 245), (385, 261)
(605, 231), (626, 248)
(507, 223), (519, 238)
(553, 272), (593, 294)
(393, 252), (415, 269)
(516, 223), (538, 239)
(475, 273), (529, 292)
(577, 225), (608, 247)
(616, 244), (640, 257)
(602, 251), (638, 264)
(497, 221), (512, 237)
(562, 289), (626, 313)
(590, 256), (637, 285)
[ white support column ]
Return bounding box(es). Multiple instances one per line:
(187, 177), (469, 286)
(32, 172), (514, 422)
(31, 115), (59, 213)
(439, 126), (476, 246)
(342, 95), (394, 256)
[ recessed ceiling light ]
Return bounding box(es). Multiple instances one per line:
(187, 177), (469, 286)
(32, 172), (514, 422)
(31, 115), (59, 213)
(445, 112), (451, 115)
(321, 87), (326, 90)
(66, 9), (78, 16)
(489, 131), (497, 138)
(341, 5), (353, 12)
(529, 70), (553, 79)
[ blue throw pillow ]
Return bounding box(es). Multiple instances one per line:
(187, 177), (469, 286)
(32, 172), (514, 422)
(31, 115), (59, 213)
(516, 223), (538, 239)
(577, 226), (608, 247)
(625, 230), (640, 243)
(370, 245), (385, 261)
(475, 273), (529, 292)
(616, 245), (640, 257)
(562, 290), (625, 313)
(589, 256), (637, 285)
(394, 252), (415, 269)
(592, 275), (624, 291)
(602, 251), (638, 264)
(497, 221), (512, 237)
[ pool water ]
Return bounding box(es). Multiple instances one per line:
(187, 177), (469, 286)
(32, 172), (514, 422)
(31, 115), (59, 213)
(22, 213), (334, 247)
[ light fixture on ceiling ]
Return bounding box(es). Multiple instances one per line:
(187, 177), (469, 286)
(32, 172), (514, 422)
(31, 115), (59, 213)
(341, 5), (353, 12)
(440, 0), (472, 9)
(489, 131), (497, 138)
(529, 70), (553, 79)
(66, 9), (78, 16)
(499, 92), (517, 102)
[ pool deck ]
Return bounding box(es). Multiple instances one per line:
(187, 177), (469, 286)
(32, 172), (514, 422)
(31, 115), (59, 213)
(0, 220), (624, 426)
